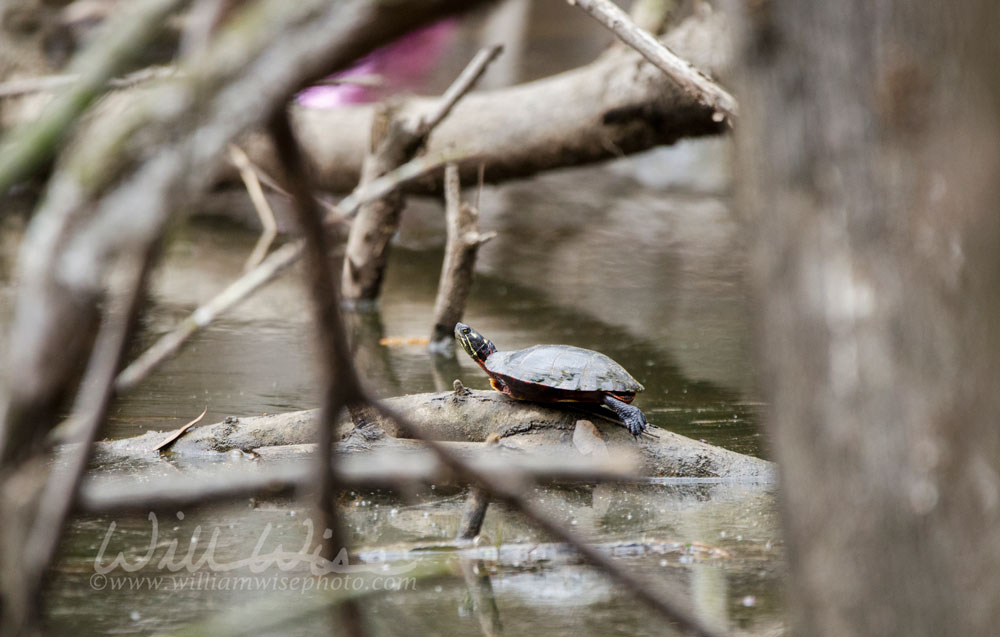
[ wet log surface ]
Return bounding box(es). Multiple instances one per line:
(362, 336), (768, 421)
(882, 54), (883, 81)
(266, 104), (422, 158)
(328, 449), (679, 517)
(100, 389), (774, 480)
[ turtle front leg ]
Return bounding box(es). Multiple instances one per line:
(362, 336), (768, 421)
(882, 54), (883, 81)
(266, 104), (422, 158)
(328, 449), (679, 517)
(603, 395), (647, 438)
(490, 377), (511, 395)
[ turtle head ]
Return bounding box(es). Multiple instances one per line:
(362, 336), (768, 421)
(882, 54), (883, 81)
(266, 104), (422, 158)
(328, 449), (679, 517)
(455, 323), (496, 364)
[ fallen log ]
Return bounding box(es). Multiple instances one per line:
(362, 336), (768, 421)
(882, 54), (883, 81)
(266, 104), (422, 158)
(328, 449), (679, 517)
(100, 389), (774, 480)
(252, 9), (731, 193)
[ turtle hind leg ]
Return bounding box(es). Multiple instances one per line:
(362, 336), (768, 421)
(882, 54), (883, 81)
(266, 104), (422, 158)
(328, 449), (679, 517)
(603, 395), (647, 438)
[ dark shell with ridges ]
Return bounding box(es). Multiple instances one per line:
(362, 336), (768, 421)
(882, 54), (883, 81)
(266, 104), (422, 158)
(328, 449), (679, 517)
(485, 345), (644, 394)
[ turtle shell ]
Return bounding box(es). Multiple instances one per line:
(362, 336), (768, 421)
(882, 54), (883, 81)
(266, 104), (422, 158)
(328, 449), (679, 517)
(485, 345), (644, 394)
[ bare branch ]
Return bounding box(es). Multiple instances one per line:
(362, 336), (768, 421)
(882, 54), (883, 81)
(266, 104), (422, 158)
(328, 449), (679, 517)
(341, 45), (504, 306)
(428, 163), (494, 352)
(419, 44), (503, 134)
(0, 66), (180, 99)
(16, 250), (154, 633)
(268, 107), (365, 634)
(1, 0), (498, 631)
(336, 148), (464, 219)
(112, 147), (460, 394)
(78, 449), (640, 513)
(238, 11), (730, 193)
(568, 0), (737, 123)
(228, 144), (278, 270)
(367, 400), (728, 637)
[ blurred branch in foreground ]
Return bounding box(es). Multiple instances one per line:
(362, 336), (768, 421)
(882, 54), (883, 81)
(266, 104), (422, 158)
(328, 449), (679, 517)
(0, 1), (496, 633)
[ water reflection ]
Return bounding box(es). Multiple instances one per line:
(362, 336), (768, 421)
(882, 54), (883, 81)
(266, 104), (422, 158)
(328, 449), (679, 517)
(105, 215), (762, 455)
(48, 480), (782, 636)
(3, 164), (780, 634)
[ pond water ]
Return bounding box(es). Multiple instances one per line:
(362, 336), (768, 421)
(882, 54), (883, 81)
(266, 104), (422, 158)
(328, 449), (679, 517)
(13, 152), (786, 635)
(0, 4), (787, 633)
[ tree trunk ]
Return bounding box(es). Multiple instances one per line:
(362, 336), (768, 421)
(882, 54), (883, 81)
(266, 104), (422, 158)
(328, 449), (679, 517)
(734, 0), (1000, 635)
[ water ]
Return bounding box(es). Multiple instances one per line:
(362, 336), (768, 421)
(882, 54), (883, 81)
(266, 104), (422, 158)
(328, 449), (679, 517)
(12, 155), (785, 635)
(103, 170), (764, 457)
(2, 6), (782, 628)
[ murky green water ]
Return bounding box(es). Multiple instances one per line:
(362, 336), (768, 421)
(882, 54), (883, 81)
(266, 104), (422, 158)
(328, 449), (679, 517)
(102, 176), (765, 458)
(51, 480), (782, 635)
(19, 154), (787, 635)
(3, 7), (781, 628)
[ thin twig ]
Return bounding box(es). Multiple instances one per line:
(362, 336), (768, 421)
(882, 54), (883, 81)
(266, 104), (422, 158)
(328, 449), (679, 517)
(419, 44), (504, 134)
(474, 162), (485, 211)
(229, 144), (279, 270)
(230, 152), (342, 218)
(568, 0), (737, 123)
(113, 148), (459, 394)
(268, 107), (365, 636)
(20, 249), (155, 622)
(0, 66), (180, 99)
(428, 163), (494, 351)
(336, 148), (464, 220)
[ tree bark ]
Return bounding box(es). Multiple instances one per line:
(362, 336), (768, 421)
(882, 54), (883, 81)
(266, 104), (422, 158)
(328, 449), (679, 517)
(340, 104), (415, 306)
(734, 0), (1000, 634)
(340, 45), (501, 307)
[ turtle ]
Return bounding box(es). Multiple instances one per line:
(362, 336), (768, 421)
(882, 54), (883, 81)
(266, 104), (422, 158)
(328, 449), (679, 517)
(454, 322), (648, 437)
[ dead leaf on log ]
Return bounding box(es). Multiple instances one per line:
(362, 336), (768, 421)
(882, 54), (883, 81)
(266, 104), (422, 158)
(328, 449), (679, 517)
(152, 407), (209, 452)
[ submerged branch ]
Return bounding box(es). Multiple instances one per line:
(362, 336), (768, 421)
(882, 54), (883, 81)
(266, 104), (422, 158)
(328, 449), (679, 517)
(429, 163), (494, 352)
(365, 399), (729, 637)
